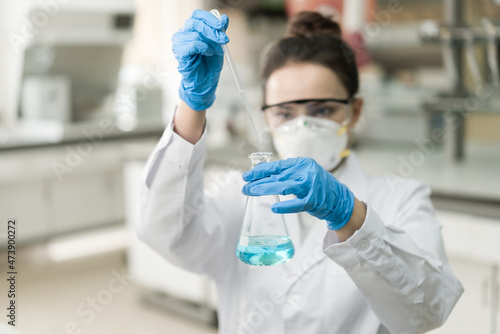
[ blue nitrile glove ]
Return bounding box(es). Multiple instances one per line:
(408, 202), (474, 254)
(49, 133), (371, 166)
(172, 9), (229, 111)
(242, 157), (355, 230)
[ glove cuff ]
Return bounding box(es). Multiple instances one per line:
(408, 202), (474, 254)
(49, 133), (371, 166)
(179, 84), (217, 111)
(325, 184), (355, 231)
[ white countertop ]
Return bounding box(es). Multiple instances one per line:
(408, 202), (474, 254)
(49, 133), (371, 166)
(0, 137), (159, 184)
(355, 140), (500, 201)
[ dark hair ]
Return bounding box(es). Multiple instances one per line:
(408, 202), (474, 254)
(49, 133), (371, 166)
(261, 11), (358, 99)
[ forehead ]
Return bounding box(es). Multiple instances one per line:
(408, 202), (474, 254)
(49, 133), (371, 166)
(265, 63), (348, 105)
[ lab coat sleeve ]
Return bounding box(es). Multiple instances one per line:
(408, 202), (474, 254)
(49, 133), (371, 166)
(136, 117), (243, 280)
(323, 181), (464, 334)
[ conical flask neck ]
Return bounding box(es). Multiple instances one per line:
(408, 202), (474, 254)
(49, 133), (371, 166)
(249, 151), (272, 168)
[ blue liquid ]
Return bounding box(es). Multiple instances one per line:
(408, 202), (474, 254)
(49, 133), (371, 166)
(236, 236), (295, 266)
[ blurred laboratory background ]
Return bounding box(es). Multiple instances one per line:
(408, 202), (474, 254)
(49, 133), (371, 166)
(0, 0), (500, 333)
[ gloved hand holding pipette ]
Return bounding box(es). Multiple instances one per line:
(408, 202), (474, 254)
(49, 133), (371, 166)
(172, 9), (229, 111)
(242, 157), (355, 230)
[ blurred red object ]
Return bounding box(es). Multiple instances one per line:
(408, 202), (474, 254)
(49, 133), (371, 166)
(344, 31), (371, 68)
(285, 0), (374, 68)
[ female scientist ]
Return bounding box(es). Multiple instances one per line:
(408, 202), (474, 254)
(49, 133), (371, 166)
(137, 9), (463, 334)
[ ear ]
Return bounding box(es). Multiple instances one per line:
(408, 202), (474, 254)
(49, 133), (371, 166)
(349, 97), (363, 128)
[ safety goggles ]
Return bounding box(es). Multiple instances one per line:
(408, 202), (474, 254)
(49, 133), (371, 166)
(261, 98), (352, 129)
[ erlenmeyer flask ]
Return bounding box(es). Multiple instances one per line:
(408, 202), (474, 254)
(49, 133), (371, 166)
(236, 152), (295, 266)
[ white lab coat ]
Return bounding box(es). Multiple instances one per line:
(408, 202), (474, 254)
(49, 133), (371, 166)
(137, 119), (464, 334)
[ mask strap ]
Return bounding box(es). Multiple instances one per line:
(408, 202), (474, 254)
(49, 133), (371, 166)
(337, 97), (353, 136)
(341, 97), (354, 126)
(340, 148), (351, 158)
(337, 97), (354, 160)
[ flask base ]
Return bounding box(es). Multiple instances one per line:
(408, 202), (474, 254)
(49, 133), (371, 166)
(236, 235), (295, 266)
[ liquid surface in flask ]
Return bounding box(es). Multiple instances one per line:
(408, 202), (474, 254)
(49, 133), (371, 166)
(236, 235), (294, 266)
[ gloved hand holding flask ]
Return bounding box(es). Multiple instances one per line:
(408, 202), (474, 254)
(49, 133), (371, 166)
(242, 157), (355, 231)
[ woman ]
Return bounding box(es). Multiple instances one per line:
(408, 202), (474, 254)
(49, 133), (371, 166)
(137, 9), (463, 334)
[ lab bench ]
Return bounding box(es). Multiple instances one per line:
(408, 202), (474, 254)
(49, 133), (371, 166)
(0, 123), (163, 246)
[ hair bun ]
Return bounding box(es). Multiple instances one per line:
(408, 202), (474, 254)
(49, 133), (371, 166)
(286, 11), (342, 39)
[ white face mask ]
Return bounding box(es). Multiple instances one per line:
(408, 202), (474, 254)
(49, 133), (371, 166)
(271, 116), (351, 172)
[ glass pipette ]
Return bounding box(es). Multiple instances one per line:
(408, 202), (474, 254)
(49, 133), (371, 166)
(210, 9), (263, 146)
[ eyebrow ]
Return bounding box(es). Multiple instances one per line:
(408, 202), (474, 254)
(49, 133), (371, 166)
(261, 98), (350, 111)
